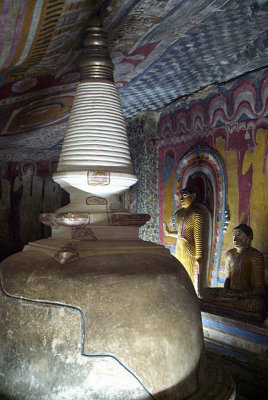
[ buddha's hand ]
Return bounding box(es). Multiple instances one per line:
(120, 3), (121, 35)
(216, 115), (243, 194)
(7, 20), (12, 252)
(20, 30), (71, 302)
(194, 258), (202, 274)
(163, 223), (177, 238)
(194, 259), (202, 297)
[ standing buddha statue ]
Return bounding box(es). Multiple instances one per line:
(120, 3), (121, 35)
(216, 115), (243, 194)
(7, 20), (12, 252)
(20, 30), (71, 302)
(163, 187), (209, 296)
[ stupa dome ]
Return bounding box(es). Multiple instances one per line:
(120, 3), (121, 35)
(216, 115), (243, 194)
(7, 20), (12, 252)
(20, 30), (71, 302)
(0, 239), (234, 399)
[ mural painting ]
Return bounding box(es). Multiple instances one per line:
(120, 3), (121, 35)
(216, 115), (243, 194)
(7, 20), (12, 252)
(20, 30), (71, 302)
(0, 94), (74, 135)
(0, 0), (100, 85)
(0, 151), (69, 262)
(158, 70), (268, 287)
(0, 68), (267, 287)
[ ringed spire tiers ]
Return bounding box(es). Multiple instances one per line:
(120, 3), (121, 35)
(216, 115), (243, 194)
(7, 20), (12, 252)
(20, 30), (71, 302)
(53, 19), (137, 201)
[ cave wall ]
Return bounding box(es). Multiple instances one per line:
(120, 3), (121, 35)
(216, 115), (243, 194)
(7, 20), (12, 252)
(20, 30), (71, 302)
(127, 67), (268, 286)
(0, 67), (267, 285)
(0, 150), (69, 262)
(126, 112), (159, 242)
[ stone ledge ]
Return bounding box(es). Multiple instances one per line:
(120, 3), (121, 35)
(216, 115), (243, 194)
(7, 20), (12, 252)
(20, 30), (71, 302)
(202, 311), (268, 357)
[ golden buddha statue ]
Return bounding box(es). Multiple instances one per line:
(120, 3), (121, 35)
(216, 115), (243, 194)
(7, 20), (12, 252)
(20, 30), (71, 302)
(163, 187), (209, 296)
(202, 224), (266, 314)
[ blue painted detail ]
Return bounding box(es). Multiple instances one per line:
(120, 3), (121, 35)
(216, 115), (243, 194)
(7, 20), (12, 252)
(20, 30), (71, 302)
(117, 3), (267, 119)
(202, 317), (268, 344)
(98, 0), (114, 17)
(172, 215), (176, 231)
(238, 112), (252, 122)
(165, 244), (175, 254)
(108, 0), (143, 31)
(0, 66), (16, 88)
(215, 119), (224, 127)
(137, 1), (192, 47)
(50, 138), (64, 149)
(151, 66), (266, 136)
(77, 29), (89, 50)
(218, 277), (225, 283)
(161, 154), (175, 184)
(176, 173), (181, 182)
(0, 73), (7, 88)
(31, 102), (65, 111)
(204, 340), (250, 362)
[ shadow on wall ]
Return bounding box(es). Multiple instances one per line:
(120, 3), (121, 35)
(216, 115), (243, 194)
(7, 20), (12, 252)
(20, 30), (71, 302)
(0, 159), (69, 262)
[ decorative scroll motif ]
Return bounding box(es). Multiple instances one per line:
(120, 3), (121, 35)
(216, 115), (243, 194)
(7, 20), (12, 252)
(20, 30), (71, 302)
(158, 72), (268, 141)
(173, 147), (227, 287)
(1, 95), (74, 135)
(40, 212), (90, 228)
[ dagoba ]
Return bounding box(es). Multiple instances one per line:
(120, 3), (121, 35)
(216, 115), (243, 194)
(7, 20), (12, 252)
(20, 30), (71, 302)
(0, 19), (235, 400)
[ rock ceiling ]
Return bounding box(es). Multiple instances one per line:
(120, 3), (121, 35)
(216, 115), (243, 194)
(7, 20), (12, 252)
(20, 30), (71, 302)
(0, 0), (267, 139)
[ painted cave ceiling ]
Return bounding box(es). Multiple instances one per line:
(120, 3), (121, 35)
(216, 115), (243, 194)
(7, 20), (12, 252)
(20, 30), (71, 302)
(0, 0), (267, 144)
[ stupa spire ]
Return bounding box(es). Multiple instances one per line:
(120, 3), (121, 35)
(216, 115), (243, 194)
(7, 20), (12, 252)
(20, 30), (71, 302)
(53, 18), (137, 204)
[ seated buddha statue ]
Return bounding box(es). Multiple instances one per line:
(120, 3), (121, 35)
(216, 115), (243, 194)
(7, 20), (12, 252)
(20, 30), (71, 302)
(202, 224), (266, 315)
(163, 187), (210, 296)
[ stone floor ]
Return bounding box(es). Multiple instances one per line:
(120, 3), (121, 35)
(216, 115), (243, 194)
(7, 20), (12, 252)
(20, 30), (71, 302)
(205, 340), (268, 400)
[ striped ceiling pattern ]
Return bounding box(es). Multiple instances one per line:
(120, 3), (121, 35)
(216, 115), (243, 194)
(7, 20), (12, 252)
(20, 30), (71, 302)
(0, 0), (102, 82)
(0, 0), (267, 134)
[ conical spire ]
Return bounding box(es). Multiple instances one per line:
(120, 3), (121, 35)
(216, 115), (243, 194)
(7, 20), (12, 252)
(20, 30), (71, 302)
(53, 19), (137, 201)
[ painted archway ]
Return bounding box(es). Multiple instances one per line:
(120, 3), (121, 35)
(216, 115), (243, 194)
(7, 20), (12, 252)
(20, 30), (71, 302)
(173, 147), (227, 287)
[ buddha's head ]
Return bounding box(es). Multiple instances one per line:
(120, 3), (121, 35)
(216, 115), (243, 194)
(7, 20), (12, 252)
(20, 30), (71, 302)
(22, 162), (35, 176)
(179, 187), (196, 209)
(233, 224), (253, 251)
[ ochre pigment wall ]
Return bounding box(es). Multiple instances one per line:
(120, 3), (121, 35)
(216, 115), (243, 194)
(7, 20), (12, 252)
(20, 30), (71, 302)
(0, 150), (69, 262)
(156, 68), (268, 286)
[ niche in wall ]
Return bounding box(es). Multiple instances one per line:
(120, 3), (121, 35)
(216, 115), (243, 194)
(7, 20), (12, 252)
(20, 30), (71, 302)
(172, 147), (227, 287)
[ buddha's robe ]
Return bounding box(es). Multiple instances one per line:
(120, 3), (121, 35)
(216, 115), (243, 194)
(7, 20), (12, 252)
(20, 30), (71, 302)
(203, 247), (265, 312)
(174, 204), (209, 290)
